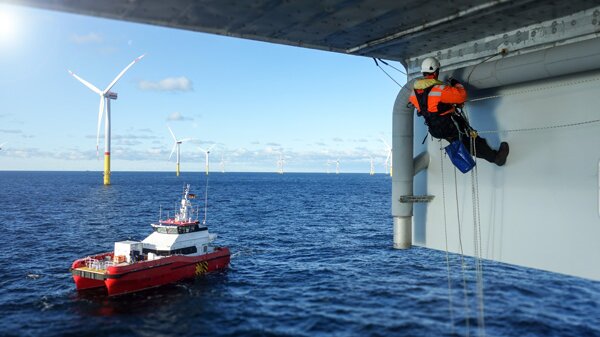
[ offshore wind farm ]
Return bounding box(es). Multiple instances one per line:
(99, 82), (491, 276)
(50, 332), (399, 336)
(1, 2), (600, 337)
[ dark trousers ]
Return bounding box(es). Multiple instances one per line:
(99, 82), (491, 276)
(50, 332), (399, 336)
(448, 135), (497, 163)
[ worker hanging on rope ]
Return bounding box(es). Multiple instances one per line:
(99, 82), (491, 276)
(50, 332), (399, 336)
(409, 57), (510, 166)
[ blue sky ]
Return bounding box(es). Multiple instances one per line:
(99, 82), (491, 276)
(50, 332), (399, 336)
(0, 3), (405, 173)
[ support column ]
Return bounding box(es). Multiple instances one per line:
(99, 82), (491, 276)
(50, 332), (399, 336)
(392, 79), (416, 249)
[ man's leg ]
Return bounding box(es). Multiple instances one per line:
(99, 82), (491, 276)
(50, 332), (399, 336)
(461, 136), (497, 163)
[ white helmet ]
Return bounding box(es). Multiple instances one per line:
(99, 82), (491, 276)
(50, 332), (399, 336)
(421, 57), (440, 73)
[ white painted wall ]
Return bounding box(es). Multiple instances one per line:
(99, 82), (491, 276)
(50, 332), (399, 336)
(414, 69), (600, 280)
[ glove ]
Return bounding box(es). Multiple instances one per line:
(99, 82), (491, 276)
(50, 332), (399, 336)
(449, 78), (461, 86)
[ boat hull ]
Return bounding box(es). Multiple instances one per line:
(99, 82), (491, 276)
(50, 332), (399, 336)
(71, 247), (230, 296)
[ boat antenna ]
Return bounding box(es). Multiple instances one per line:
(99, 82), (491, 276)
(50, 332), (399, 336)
(159, 204), (162, 222)
(203, 167), (209, 225)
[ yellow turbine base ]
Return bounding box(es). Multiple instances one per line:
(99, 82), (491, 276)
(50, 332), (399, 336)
(176, 163), (180, 176)
(103, 154), (111, 185)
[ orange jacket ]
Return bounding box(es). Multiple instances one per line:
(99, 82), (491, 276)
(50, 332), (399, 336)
(409, 78), (467, 115)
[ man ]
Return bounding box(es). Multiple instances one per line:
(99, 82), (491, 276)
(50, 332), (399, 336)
(409, 57), (509, 166)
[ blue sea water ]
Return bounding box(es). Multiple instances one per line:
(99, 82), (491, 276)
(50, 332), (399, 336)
(0, 171), (599, 337)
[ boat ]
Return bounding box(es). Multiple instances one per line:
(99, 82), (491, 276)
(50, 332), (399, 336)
(70, 184), (230, 296)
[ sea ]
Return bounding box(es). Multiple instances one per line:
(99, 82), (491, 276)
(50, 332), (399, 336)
(0, 171), (599, 337)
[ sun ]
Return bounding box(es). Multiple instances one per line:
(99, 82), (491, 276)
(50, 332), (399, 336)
(0, 10), (16, 41)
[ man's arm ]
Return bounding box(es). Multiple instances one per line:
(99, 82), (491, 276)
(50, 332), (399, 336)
(440, 80), (467, 104)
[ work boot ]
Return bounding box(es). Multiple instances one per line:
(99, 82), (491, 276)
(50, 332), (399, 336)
(495, 142), (509, 166)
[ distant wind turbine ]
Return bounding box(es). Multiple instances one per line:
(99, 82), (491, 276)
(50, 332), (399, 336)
(68, 54), (145, 185)
(370, 157), (375, 176)
(199, 144), (216, 175)
(335, 159), (340, 174)
(277, 153), (285, 174)
(380, 137), (392, 177)
(167, 126), (193, 176)
(326, 161), (331, 174)
(219, 154), (226, 173)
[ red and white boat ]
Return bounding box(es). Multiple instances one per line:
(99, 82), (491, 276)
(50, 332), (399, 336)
(70, 184), (230, 296)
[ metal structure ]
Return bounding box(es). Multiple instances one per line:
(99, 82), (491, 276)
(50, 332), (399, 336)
(7, 0), (600, 279)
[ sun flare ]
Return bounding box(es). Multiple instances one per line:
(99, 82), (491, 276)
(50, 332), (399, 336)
(0, 10), (16, 41)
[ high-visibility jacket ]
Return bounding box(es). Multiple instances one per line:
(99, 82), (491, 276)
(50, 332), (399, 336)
(408, 78), (467, 114)
(409, 78), (467, 139)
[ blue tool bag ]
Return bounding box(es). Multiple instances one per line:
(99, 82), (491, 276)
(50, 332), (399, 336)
(445, 140), (476, 173)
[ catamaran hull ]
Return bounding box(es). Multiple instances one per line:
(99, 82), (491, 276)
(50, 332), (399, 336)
(71, 247), (230, 296)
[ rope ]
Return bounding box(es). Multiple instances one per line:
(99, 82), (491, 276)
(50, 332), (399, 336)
(376, 58), (407, 75)
(372, 58), (403, 87)
(476, 118), (600, 135)
(468, 76), (600, 103)
(440, 144), (455, 334)
(469, 135), (486, 337)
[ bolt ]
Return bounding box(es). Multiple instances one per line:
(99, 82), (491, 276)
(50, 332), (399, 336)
(531, 30), (537, 37)
(571, 20), (576, 26)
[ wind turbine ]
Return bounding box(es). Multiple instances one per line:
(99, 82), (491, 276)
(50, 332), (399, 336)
(370, 157), (375, 176)
(326, 161), (331, 174)
(199, 144), (216, 175)
(68, 54), (145, 185)
(335, 159), (340, 174)
(219, 154), (226, 173)
(167, 126), (193, 176)
(380, 137), (392, 177)
(277, 153), (285, 174)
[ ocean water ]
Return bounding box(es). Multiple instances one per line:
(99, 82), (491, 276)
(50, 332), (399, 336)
(0, 171), (599, 337)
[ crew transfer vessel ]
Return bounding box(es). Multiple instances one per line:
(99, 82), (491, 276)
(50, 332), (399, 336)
(70, 185), (230, 296)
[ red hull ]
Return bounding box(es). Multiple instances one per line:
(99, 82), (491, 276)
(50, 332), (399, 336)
(71, 247), (230, 296)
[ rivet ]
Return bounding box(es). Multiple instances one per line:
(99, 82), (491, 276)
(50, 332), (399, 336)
(571, 20), (576, 26)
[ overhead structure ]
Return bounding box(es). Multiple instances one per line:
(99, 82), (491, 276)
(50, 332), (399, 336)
(168, 126), (193, 176)
(10, 0), (600, 279)
(68, 54), (144, 185)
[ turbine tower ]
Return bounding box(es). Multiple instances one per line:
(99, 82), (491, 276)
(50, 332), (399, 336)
(335, 159), (340, 175)
(199, 145), (215, 175)
(219, 154), (225, 173)
(380, 137), (392, 177)
(370, 157), (375, 176)
(277, 153), (285, 174)
(168, 126), (192, 176)
(68, 54), (145, 185)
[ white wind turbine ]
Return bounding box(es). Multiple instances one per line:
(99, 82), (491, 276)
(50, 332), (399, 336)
(335, 159), (340, 174)
(168, 126), (193, 177)
(219, 154), (226, 173)
(199, 144), (216, 175)
(380, 137), (392, 177)
(326, 161), (331, 174)
(370, 157), (375, 176)
(68, 54), (145, 185)
(277, 153), (285, 174)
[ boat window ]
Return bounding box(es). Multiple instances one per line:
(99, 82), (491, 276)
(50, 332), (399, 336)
(166, 227), (178, 234)
(143, 246), (197, 256)
(154, 227), (168, 234)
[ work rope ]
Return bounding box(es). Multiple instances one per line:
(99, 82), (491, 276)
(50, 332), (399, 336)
(440, 143), (472, 337)
(468, 131), (486, 337)
(372, 58), (404, 87)
(440, 144), (455, 334)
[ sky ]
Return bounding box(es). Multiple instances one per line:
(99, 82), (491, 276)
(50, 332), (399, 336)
(0, 3), (406, 173)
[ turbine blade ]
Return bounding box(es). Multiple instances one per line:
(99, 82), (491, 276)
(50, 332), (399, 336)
(207, 144), (216, 152)
(179, 138), (194, 143)
(379, 136), (391, 150)
(68, 70), (102, 95)
(103, 54), (145, 94)
(96, 97), (105, 158)
(169, 143), (177, 160)
(198, 147), (206, 153)
(167, 126), (177, 142)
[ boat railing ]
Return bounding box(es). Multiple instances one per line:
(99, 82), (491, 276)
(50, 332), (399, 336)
(84, 257), (115, 271)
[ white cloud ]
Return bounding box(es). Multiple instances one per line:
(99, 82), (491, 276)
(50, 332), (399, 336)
(71, 32), (103, 44)
(138, 77), (193, 92)
(166, 112), (193, 121)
